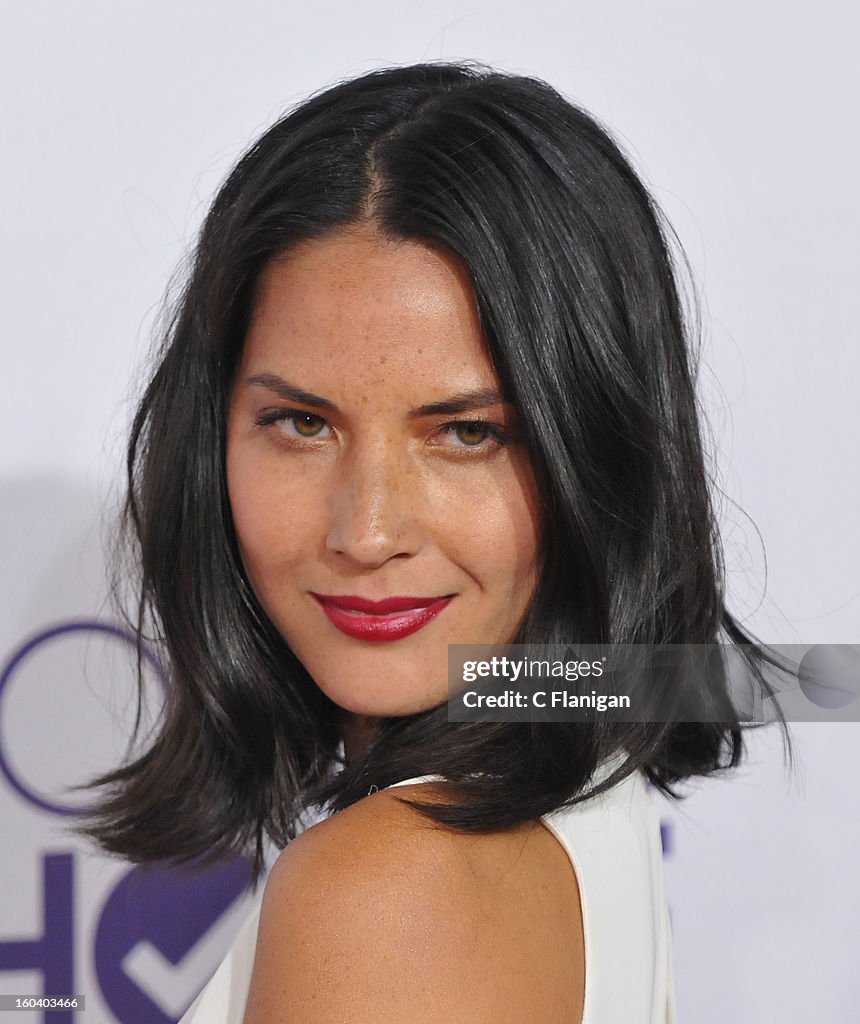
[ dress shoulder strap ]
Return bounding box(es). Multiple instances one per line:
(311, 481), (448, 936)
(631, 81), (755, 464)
(382, 774), (447, 791)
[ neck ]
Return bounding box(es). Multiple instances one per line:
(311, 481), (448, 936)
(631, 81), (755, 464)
(341, 712), (379, 763)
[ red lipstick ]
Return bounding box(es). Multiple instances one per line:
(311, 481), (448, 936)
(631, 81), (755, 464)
(311, 593), (454, 642)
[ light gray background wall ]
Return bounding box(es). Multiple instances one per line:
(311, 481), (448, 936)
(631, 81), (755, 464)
(1, 2), (857, 1021)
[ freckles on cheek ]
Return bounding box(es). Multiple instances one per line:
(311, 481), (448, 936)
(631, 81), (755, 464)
(449, 497), (539, 583)
(226, 458), (278, 572)
(228, 457), (323, 592)
(235, 494), (286, 564)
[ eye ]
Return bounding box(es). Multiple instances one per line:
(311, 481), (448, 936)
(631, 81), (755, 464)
(254, 408), (332, 440)
(288, 413), (329, 438)
(437, 420), (505, 448)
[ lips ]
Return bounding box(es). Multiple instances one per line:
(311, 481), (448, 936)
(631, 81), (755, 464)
(311, 593), (454, 642)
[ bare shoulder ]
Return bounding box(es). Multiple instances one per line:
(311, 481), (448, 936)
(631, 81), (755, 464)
(242, 784), (584, 1024)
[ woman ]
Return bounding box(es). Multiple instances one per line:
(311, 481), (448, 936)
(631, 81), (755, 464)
(87, 61), (784, 1022)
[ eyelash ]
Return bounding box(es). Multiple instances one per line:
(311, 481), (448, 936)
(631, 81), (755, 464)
(253, 408), (510, 451)
(254, 408), (333, 439)
(435, 421), (508, 449)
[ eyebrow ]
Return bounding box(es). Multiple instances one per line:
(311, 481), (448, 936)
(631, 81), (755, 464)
(245, 373), (508, 418)
(408, 388), (508, 418)
(246, 373), (338, 412)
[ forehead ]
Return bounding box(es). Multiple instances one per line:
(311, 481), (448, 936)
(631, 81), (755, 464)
(241, 225), (498, 392)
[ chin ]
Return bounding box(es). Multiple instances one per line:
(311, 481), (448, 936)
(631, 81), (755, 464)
(316, 676), (447, 720)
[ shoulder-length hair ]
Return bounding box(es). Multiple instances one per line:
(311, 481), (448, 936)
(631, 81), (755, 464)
(86, 61), (788, 875)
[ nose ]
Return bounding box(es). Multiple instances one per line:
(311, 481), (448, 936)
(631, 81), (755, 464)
(325, 439), (424, 569)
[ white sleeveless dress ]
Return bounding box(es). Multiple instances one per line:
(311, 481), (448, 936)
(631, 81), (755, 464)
(180, 765), (677, 1023)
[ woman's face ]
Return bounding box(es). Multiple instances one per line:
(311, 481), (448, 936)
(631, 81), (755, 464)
(226, 223), (541, 719)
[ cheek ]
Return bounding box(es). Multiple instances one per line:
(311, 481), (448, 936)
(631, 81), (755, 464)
(226, 444), (309, 591)
(507, 461), (543, 582)
(499, 501), (542, 596)
(446, 468), (541, 594)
